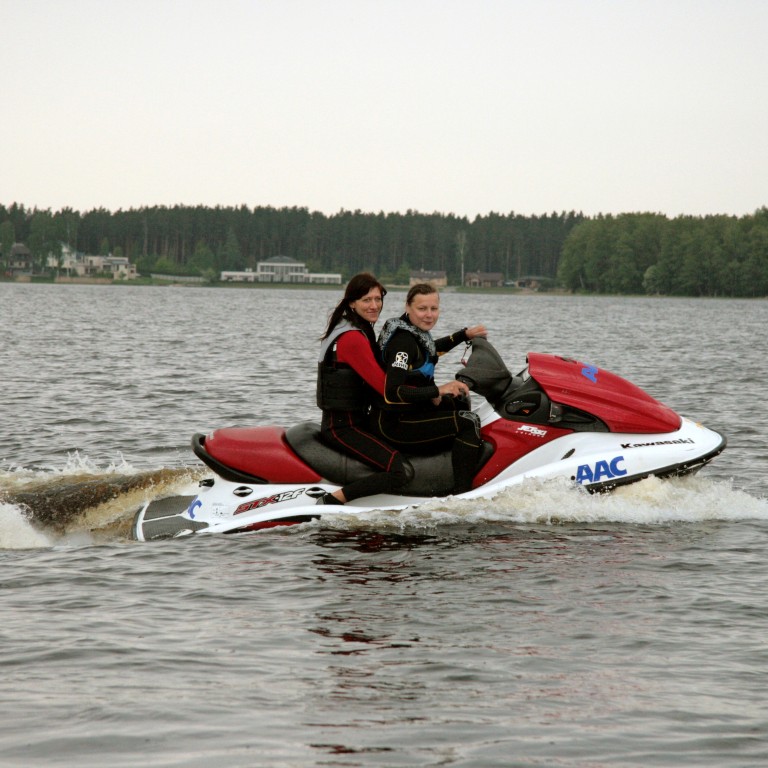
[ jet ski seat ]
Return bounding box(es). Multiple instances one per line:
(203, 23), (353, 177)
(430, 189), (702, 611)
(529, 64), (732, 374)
(285, 421), (493, 498)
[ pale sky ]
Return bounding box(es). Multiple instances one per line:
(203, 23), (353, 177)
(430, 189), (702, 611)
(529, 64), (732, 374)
(2, 0), (766, 218)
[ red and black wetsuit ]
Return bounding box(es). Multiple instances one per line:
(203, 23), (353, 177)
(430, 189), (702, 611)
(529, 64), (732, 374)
(317, 321), (412, 501)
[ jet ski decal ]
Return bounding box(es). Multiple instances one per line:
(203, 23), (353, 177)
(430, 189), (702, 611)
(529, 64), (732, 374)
(234, 488), (306, 515)
(187, 498), (202, 518)
(575, 456), (627, 484)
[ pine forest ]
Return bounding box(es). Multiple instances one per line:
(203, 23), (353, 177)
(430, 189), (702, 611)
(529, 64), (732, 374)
(2, 202), (767, 296)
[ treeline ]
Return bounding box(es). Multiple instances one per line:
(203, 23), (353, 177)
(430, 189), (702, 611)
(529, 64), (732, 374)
(0, 203), (582, 283)
(3, 203), (767, 295)
(558, 209), (768, 297)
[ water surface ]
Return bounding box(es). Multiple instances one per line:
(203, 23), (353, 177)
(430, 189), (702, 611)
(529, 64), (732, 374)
(1, 283), (767, 767)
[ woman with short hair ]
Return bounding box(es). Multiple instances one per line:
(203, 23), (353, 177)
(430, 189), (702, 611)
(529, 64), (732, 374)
(371, 283), (487, 495)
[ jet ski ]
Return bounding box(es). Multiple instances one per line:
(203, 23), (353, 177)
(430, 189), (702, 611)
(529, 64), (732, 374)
(133, 338), (726, 541)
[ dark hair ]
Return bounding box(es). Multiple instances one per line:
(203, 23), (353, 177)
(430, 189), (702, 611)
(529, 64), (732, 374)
(321, 272), (387, 339)
(406, 282), (439, 305)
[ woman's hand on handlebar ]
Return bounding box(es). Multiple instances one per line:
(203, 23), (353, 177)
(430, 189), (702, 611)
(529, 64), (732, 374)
(437, 380), (470, 399)
(466, 325), (487, 340)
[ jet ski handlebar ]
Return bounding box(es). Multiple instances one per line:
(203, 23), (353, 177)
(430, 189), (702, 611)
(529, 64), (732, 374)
(455, 337), (524, 405)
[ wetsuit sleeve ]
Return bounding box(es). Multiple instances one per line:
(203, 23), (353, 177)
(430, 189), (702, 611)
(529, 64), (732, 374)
(435, 328), (469, 354)
(382, 332), (440, 405)
(334, 331), (386, 396)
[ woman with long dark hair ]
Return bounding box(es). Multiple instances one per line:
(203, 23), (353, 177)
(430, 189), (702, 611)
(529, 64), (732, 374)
(371, 283), (487, 495)
(316, 273), (412, 505)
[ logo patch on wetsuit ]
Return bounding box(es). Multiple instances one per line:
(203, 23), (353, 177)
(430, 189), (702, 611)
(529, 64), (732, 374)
(392, 351), (409, 370)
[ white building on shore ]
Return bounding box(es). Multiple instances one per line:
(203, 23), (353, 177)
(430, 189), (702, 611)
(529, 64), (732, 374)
(221, 256), (341, 285)
(48, 243), (138, 279)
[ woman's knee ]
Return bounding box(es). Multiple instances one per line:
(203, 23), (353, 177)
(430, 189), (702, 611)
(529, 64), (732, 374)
(457, 410), (482, 445)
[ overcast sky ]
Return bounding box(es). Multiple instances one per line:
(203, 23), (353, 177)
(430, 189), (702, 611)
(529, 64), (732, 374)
(2, 0), (766, 218)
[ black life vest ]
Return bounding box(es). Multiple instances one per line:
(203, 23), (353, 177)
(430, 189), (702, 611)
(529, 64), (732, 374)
(316, 322), (375, 412)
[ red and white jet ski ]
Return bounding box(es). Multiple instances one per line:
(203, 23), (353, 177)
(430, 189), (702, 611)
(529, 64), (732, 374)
(133, 338), (726, 540)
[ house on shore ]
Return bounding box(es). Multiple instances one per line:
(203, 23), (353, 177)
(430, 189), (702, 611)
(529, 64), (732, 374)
(507, 276), (547, 290)
(47, 243), (138, 280)
(86, 255), (137, 279)
(464, 271), (504, 288)
(6, 243), (33, 278)
(409, 270), (447, 287)
(221, 256), (341, 284)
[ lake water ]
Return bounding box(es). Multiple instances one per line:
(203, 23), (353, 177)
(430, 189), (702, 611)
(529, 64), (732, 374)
(1, 283), (767, 767)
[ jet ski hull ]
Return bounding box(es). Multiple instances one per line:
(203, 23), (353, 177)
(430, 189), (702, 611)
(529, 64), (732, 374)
(133, 416), (725, 541)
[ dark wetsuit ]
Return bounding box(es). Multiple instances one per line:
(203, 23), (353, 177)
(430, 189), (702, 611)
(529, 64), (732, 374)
(317, 321), (412, 501)
(370, 316), (483, 494)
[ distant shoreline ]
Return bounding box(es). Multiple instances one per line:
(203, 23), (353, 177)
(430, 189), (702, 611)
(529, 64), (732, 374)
(1, 275), (544, 294)
(4, 277), (764, 300)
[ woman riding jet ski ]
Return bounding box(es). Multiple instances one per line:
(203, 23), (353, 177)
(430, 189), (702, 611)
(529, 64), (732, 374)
(133, 336), (726, 541)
